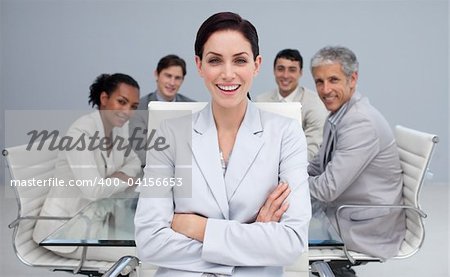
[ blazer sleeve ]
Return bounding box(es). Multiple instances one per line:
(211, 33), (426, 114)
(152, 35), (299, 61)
(201, 120), (311, 266)
(116, 138), (142, 178)
(302, 94), (328, 161)
(308, 115), (380, 202)
(134, 122), (234, 275)
(307, 151), (322, 177)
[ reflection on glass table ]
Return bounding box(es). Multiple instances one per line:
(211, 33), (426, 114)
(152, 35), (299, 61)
(40, 197), (343, 248)
(309, 199), (343, 247)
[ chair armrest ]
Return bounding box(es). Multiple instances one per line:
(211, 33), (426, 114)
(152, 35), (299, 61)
(334, 204), (427, 264)
(102, 255), (140, 277)
(8, 215), (72, 229)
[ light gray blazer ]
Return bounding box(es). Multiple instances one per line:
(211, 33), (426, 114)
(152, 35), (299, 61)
(308, 92), (405, 260)
(256, 87), (328, 161)
(135, 101), (311, 276)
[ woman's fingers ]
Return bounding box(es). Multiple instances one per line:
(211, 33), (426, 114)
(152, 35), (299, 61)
(256, 182), (290, 222)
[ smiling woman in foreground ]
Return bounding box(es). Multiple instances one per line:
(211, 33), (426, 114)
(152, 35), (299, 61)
(135, 12), (311, 276)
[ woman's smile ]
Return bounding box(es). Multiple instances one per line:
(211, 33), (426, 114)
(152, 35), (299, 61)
(216, 84), (241, 95)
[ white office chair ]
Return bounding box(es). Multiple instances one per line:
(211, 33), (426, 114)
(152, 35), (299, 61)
(129, 101), (308, 276)
(308, 125), (439, 269)
(3, 138), (114, 276)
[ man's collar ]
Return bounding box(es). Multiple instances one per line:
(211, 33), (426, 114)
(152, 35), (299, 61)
(155, 90), (176, 102)
(276, 86), (300, 102)
(328, 91), (361, 126)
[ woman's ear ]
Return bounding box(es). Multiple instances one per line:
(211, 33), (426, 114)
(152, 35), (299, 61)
(253, 55), (262, 76)
(195, 56), (203, 77)
(99, 91), (109, 108)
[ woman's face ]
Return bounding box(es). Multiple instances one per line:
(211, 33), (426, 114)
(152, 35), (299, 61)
(99, 83), (139, 128)
(195, 30), (261, 110)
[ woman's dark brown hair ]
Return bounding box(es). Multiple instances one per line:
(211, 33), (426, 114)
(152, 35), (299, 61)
(194, 12), (259, 60)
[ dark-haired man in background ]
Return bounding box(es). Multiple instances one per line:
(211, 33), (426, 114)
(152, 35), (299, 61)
(129, 54), (195, 166)
(256, 49), (327, 161)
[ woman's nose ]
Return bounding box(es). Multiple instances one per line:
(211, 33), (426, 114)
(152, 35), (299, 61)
(221, 63), (235, 80)
(122, 107), (134, 118)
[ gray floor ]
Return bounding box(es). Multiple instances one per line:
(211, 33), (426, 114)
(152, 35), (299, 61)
(1, 182), (448, 277)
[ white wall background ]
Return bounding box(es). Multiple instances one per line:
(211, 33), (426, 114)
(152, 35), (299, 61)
(1, 0), (448, 182)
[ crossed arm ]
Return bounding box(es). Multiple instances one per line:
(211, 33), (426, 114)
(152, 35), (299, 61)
(171, 182), (291, 241)
(135, 117), (310, 271)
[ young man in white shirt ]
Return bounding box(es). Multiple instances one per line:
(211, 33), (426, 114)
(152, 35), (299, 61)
(256, 49), (328, 161)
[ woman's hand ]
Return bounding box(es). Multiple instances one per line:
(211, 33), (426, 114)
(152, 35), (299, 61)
(256, 182), (291, 223)
(171, 213), (207, 242)
(110, 171), (135, 184)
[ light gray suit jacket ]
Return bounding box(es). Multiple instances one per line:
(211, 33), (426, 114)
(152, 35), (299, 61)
(129, 91), (195, 166)
(255, 87), (328, 161)
(308, 92), (405, 260)
(135, 101), (311, 276)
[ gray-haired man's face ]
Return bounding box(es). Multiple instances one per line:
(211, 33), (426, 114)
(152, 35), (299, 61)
(312, 63), (357, 113)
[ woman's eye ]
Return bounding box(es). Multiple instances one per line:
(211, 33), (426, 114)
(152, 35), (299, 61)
(207, 58), (221, 64)
(235, 58), (247, 64)
(118, 99), (126, 105)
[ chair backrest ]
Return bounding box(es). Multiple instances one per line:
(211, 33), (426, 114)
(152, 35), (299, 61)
(4, 138), (60, 266)
(3, 138), (114, 272)
(4, 138), (59, 200)
(394, 125), (438, 258)
(148, 101), (302, 125)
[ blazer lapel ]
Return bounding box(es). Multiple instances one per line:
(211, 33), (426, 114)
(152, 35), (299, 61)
(190, 104), (230, 219)
(270, 90), (279, 102)
(148, 91), (158, 102)
(320, 118), (332, 171)
(224, 102), (264, 200)
(292, 86), (304, 102)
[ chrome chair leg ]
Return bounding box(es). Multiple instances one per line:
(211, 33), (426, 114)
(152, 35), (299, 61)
(310, 261), (335, 277)
(102, 256), (140, 277)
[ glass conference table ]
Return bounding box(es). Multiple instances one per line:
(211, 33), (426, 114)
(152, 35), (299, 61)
(40, 197), (342, 276)
(40, 197), (343, 248)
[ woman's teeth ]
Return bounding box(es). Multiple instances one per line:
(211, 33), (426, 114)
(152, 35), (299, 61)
(218, 84), (240, 91)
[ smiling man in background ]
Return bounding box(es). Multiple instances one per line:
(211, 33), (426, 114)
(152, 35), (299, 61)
(256, 49), (327, 161)
(308, 46), (405, 277)
(129, 54), (195, 166)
